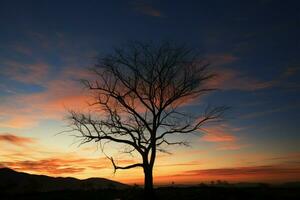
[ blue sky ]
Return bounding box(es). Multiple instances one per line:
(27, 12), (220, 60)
(0, 0), (299, 183)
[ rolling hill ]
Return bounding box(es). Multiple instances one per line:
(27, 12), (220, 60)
(0, 168), (129, 194)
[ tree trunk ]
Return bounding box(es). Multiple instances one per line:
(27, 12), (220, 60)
(143, 165), (154, 198)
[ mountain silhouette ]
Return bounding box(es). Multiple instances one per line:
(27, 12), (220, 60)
(0, 168), (129, 194)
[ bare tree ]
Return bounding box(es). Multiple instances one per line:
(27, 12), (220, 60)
(67, 42), (227, 197)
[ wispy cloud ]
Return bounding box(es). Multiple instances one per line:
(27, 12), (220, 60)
(0, 155), (138, 176)
(10, 44), (33, 56)
(203, 53), (276, 91)
(157, 160), (203, 168)
(217, 143), (250, 150)
(0, 67), (95, 129)
(132, 0), (162, 17)
(199, 124), (249, 151)
(1, 158), (87, 175)
(202, 130), (236, 142)
(0, 133), (35, 146)
(265, 153), (300, 163)
(1, 60), (49, 85)
(153, 164), (300, 184)
(207, 67), (275, 91)
(182, 165), (300, 177)
(200, 125), (237, 143)
(0, 116), (39, 129)
(284, 65), (300, 77)
(206, 54), (239, 66)
(240, 103), (300, 119)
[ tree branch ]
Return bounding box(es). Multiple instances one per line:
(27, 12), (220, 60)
(109, 157), (143, 173)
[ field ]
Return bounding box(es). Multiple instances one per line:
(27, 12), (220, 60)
(2, 185), (300, 200)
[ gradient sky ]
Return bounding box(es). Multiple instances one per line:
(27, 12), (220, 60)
(0, 0), (300, 185)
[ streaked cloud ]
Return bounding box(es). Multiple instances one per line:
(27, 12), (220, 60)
(157, 160), (203, 168)
(206, 54), (239, 66)
(0, 156), (138, 176)
(0, 116), (39, 129)
(153, 164), (300, 184)
(0, 67), (95, 129)
(200, 125), (237, 142)
(132, 0), (162, 17)
(240, 103), (300, 119)
(10, 44), (33, 56)
(1, 60), (49, 85)
(0, 133), (35, 146)
(284, 65), (300, 77)
(1, 158), (87, 175)
(216, 143), (249, 150)
(182, 165), (300, 177)
(207, 68), (275, 91)
(203, 53), (276, 91)
(202, 130), (236, 142)
(265, 153), (300, 162)
(199, 124), (250, 151)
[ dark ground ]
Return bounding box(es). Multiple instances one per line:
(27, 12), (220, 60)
(1, 186), (300, 200)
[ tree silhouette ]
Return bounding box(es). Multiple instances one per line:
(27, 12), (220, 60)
(67, 42), (227, 197)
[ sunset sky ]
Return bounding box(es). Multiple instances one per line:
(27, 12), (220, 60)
(0, 0), (300, 185)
